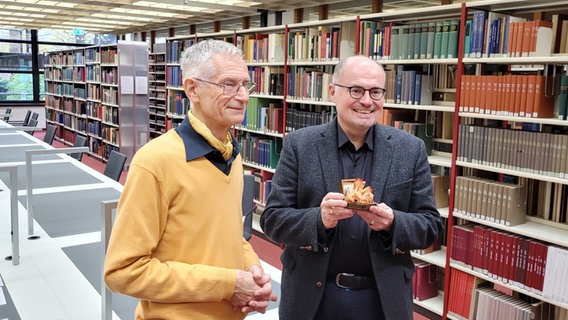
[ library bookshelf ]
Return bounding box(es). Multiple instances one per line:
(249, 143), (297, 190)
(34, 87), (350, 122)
(157, 0), (568, 318)
(148, 43), (167, 139)
(446, 1), (568, 320)
(44, 41), (150, 165)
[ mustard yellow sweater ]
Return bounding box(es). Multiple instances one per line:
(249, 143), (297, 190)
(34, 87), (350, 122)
(104, 128), (261, 319)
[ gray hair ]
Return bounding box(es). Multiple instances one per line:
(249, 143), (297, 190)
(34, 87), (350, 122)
(179, 39), (244, 80)
(332, 55), (384, 83)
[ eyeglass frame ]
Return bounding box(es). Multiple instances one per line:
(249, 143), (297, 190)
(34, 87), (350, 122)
(333, 83), (386, 101)
(193, 77), (256, 96)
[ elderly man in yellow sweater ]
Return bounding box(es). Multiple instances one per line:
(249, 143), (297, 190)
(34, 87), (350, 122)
(104, 39), (277, 319)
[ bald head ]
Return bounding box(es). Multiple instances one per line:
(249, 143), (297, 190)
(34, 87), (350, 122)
(332, 55), (385, 84)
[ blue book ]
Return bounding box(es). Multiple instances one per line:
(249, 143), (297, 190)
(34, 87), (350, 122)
(413, 74), (422, 105)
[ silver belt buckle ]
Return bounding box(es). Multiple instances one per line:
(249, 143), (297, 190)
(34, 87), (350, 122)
(335, 273), (353, 289)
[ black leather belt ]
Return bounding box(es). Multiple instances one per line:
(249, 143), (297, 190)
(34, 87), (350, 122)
(327, 273), (376, 290)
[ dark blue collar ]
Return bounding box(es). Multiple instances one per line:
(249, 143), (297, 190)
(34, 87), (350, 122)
(175, 115), (240, 162)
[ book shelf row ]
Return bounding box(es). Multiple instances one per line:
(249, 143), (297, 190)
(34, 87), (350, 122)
(457, 124), (568, 180)
(44, 41), (149, 164)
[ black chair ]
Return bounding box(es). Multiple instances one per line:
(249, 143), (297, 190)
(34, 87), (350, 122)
(18, 110), (33, 126)
(242, 173), (256, 241)
(43, 124), (57, 145)
(103, 150), (127, 182)
(2, 108), (12, 121)
(25, 118), (38, 135)
(7, 109), (32, 126)
(30, 112), (39, 123)
(70, 135), (88, 161)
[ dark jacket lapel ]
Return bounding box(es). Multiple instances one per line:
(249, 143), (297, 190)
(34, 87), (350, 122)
(316, 119), (342, 193)
(370, 124), (394, 203)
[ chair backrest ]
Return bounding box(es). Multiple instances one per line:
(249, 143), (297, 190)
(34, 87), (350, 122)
(242, 173), (256, 241)
(30, 112), (39, 121)
(3, 108), (12, 121)
(21, 110), (32, 126)
(43, 124), (57, 145)
(25, 118), (38, 135)
(103, 150), (127, 182)
(70, 134), (88, 161)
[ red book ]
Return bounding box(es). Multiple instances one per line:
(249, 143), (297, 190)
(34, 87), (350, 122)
(515, 237), (530, 287)
(534, 241), (549, 294)
(414, 262), (438, 301)
(532, 75), (555, 118)
(472, 225), (485, 272)
(384, 25), (391, 58)
(508, 235), (521, 286)
(451, 224), (474, 266)
(481, 227), (493, 275)
(487, 228), (497, 278)
(525, 240), (539, 290)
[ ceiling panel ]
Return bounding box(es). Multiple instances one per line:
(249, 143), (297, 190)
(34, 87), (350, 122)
(0, 0), (464, 34)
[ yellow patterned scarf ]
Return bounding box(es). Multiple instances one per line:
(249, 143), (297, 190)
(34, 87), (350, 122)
(188, 111), (233, 160)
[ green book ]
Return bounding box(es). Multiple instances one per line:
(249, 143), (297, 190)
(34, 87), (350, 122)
(420, 23), (429, 59)
(557, 75), (568, 120)
(390, 25), (402, 60)
(413, 23), (422, 59)
(407, 24), (416, 59)
(426, 22), (436, 59)
(440, 20), (451, 59)
(415, 123), (434, 155)
(447, 19), (459, 58)
(269, 138), (282, 168)
(401, 25), (410, 59)
(433, 21), (444, 59)
(464, 19), (472, 58)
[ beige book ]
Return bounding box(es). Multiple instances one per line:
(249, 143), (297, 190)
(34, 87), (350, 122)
(502, 183), (527, 226)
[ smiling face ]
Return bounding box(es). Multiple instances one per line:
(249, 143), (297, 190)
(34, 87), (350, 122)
(184, 53), (250, 139)
(329, 56), (386, 142)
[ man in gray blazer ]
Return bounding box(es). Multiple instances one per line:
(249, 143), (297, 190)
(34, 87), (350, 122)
(260, 55), (443, 320)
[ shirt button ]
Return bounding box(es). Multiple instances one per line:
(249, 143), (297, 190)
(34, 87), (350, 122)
(316, 282), (323, 288)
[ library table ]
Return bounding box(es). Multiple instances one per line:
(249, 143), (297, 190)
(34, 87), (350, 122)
(0, 121), (123, 264)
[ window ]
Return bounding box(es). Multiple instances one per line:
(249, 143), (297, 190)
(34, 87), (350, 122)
(0, 27), (115, 104)
(0, 72), (33, 101)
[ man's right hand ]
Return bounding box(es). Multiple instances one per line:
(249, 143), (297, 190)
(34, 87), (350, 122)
(320, 192), (352, 229)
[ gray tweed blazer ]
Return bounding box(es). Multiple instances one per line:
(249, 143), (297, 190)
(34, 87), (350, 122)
(260, 118), (443, 320)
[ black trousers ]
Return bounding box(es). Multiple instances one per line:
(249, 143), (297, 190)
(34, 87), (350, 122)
(314, 281), (385, 320)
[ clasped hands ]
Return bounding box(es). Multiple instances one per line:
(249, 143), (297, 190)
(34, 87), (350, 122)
(320, 192), (394, 231)
(231, 264), (277, 314)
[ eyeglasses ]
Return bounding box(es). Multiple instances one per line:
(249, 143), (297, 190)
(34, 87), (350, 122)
(333, 83), (386, 101)
(194, 78), (256, 96)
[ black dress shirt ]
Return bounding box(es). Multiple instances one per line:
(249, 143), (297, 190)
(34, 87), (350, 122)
(327, 125), (375, 277)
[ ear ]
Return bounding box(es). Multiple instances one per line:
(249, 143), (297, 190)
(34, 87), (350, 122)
(184, 77), (199, 103)
(328, 83), (336, 103)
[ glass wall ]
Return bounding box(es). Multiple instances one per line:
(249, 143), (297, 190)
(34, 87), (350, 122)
(0, 27), (115, 104)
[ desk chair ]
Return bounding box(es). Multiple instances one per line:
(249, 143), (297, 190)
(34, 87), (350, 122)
(103, 150), (127, 182)
(44, 124), (57, 145)
(30, 112), (39, 122)
(25, 118), (38, 135)
(2, 108), (12, 121)
(70, 135), (88, 161)
(8, 109), (32, 126)
(242, 173), (256, 241)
